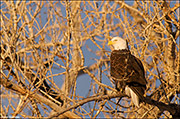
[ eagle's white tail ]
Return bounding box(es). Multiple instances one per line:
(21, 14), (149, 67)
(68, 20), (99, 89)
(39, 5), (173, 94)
(125, 86), (140, 107)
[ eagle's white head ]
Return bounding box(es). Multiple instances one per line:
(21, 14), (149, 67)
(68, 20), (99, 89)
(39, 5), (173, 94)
(108, 37), (128, 50)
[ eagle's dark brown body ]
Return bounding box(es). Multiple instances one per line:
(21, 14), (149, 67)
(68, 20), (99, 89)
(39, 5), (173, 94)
(110, 49), (147, 102)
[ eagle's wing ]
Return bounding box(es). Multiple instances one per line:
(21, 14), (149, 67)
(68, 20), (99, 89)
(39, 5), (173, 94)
(127, 54), (147, 101)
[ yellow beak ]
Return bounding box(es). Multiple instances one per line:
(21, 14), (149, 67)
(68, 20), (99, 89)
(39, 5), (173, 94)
(108, 41), (115, 46)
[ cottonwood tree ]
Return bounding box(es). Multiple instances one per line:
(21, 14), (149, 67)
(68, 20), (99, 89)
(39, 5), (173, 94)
(1, 1), (179, 118)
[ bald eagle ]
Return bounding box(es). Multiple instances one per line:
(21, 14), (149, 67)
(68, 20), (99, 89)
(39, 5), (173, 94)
(108, 37), (147, 107)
